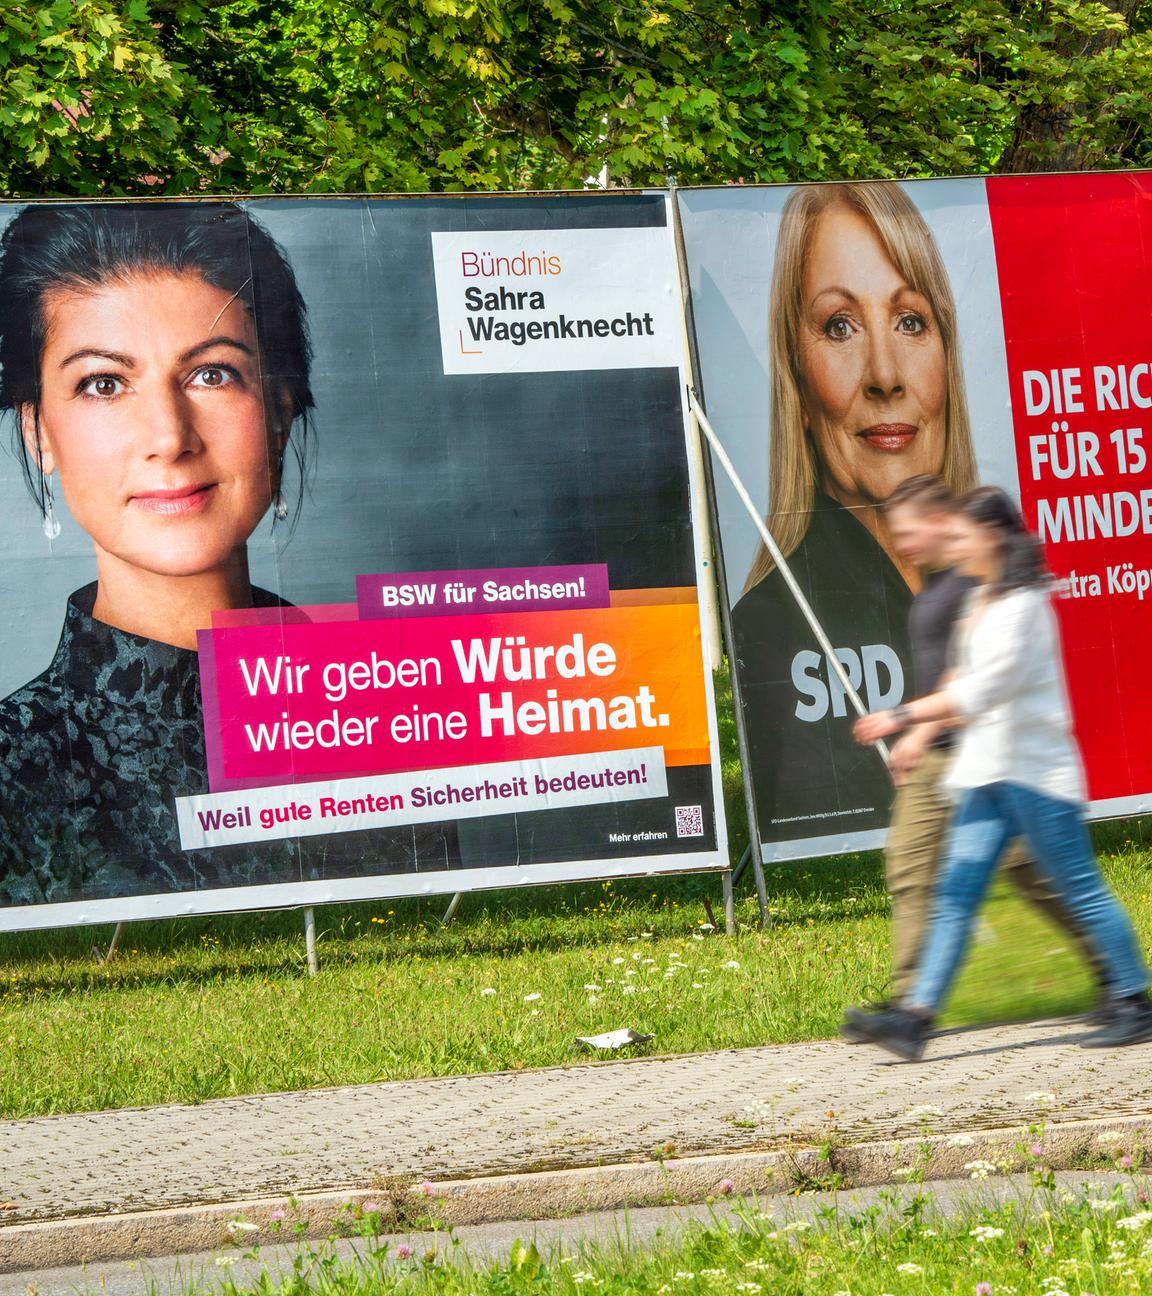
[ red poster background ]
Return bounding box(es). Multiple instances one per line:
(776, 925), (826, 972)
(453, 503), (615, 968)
(989, 172), (1152, 803)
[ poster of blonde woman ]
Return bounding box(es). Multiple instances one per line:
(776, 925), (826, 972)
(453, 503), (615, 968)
(678, 175), (1152, 861)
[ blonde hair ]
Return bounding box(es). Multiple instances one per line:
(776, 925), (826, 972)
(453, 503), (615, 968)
(743, 182), (976, 593)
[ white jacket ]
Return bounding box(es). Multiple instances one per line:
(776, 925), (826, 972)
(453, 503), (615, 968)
(945, 586), (1085, 805)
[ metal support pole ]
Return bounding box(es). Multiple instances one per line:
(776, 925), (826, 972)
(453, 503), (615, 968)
(721, 870), (737, 935)
(731, 842), (752, 888)
(94, 921), (125, 965)
(440, 892), (463, 926)
(687, 390), (890, 762)
(304, 907), (318, 976)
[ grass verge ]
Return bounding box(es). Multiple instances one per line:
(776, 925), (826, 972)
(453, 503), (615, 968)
(194, 1170), (1152, 1295)
(0, 827), (1148, 1118)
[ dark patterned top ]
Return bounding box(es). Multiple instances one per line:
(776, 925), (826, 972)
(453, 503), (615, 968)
(0, 583), (450, 908)
(0, 583), (301, 905)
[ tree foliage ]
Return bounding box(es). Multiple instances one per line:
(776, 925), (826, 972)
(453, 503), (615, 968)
(3, 0), (1152, 196)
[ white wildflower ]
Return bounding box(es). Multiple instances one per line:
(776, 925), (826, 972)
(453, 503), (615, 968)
(964, 1160), (998, 1180)
(947, 1133), (975, 1147)
(896, 1262), (923, 1274)
(723, 960), (741, 970)
(523, 992), (542, 1002)
(782, 1220), (811, 1233)
(226, 1220), (258, 1235)
(622, 984), (637, 994)
(480, 987), (497, 996)
(1027, 1091), (1056, 1105)
(611, 957), (625, 965)
(1118, 1212), (1152, 1230)
(1088, 1198), (1122, 1212)
(905, 1104), (943, 1121)
(970, 1225), (1005, 1241)
(583, 984), (601, 991)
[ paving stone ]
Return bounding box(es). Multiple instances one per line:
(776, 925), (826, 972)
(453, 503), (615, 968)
(1, 1019), (1146, 1223)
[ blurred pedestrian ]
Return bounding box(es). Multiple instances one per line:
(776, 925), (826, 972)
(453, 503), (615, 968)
(841, 476), (1109, 1043)
(850, 487), (1152, 1059)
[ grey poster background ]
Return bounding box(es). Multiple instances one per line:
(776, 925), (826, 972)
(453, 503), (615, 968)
(0, 194), (692, 695)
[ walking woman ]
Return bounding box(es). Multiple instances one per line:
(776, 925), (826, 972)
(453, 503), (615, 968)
(851, 487), (1152, 1059)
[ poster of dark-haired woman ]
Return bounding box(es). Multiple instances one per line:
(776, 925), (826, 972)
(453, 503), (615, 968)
(0, 195), (726, 931)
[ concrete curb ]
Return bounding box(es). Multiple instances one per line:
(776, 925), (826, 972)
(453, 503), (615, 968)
(3, 1113), (1150, 1274)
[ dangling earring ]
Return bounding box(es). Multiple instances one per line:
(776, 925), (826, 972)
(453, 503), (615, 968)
(272, 444), (289, 522)
(42, 475), (61, 541)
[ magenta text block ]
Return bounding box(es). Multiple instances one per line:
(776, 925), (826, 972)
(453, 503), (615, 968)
(356, 564), (609, 619)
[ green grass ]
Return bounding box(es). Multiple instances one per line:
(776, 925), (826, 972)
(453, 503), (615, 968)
(1, 828), (1149, 1119)
(191, 1172), (1152, 1295)
(0, 669), (1149, 1118)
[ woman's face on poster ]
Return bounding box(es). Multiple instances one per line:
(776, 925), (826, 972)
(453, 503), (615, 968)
(796, 203), (947, 508)
(27, 272), (284, 580)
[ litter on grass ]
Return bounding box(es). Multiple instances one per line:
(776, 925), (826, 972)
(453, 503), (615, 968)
(574, 1028), (655, 1052)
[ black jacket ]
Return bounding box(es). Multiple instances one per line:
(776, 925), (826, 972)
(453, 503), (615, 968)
(730, 495), (912, 849)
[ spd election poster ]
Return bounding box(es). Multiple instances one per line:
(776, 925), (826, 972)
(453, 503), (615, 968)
(678, 173), (1152, 862)
(0, 193), (726, 931)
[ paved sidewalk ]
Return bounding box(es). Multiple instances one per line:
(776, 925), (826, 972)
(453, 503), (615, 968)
(3, 1018), (1151, 1225)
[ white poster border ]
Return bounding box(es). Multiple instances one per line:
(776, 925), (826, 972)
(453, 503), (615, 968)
(0, 850), (726, 933)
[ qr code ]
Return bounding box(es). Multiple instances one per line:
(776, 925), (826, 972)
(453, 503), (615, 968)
(675, 805), (705, 838)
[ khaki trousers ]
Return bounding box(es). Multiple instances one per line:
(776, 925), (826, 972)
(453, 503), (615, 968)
(885, 747), (1105, 999)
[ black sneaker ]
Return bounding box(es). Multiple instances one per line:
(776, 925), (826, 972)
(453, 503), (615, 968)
(1080, 994), (1152, 1048)
(1081, 997), (1118, 1028)
(840, 999), (899, 1044)
(845, 1006), (932, 1061)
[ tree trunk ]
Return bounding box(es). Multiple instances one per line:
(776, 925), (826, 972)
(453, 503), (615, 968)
(998, 0), (1140, 173)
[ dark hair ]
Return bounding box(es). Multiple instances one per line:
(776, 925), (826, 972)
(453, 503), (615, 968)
(882, 473), (957, 515)
(957, 486), (1047, 596)
(0, 201), (314, 524)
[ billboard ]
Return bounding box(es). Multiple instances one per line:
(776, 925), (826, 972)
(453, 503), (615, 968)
(0, 193), (726, 931)
(678, 173), (1152, 861)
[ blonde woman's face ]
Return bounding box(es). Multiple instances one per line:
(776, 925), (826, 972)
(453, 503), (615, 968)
(796, 204), (947, 510)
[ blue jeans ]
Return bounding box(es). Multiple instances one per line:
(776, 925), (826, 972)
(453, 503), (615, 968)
(910, 782), (1148, 1013)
